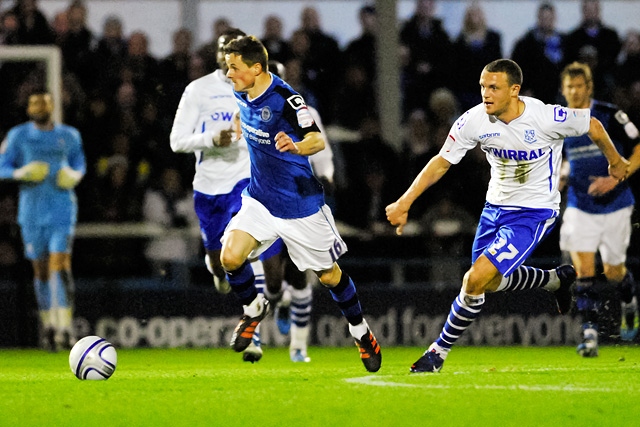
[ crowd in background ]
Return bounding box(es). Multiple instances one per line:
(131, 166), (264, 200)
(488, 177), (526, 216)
(1, 0), (640, 280)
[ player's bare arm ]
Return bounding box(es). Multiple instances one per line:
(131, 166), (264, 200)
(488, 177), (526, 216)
(587, 117), (630, 181)
(275, 131), (324, 155)
(386, 154), (451, 235)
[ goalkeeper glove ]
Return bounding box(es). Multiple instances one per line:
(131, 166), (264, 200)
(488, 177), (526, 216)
(56, 167), (83, 189)
(13, 161), (49, 183)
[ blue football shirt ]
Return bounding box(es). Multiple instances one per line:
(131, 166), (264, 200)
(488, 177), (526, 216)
(233, 73), (324, 219)
(0, 122), (85, 226)
(563, 100), (635, 214)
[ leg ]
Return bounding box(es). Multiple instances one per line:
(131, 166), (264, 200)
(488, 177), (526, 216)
(604, 263), (635, 341)
(221, 229), (269, 352)
(31, 257), (55, 351)
(570, 251), (600, 356)
(205, 249), (230, 294)
(316, 263), (381, 372)
(412, 255), (498, 373)
(243, 258), (265, 363)
(286, 258), (312, 362)
(49, 252), (76, 350)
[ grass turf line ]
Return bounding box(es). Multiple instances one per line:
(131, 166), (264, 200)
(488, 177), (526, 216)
(1, 346), (639, 427)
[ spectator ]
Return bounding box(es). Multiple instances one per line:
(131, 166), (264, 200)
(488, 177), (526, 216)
(9, 0), (55, 45)
(399, 109), (440, 217)
(296, 6), (342, 123)
(338, 117), (401, 232)
(57, 0), (95, 89)
(122, 31), (160, 100)
(142, 168), (198, 287)
(451, 1), (502, 111)
(563, 0), (620, 101)
(399, 0), (452, 116)
(0, 10), (21, 45)
(343, 5), (378, 85)
(92, 15), (127, 97)
(333, 63), (377, 130)
(616, 30), (640, 89)
(261, 15), (292, 64)
(197, 17), (232, 73)
(511, 2), (565, 104)
(158, 28), (193, 116)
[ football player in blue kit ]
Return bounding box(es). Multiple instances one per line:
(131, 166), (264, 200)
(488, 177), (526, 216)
(386, 59), (629, 372)
(0, 92), (85, 351)
(220, 35), (381, 372)
(170, 28), (266, 363)
(559, 62), (640, 357)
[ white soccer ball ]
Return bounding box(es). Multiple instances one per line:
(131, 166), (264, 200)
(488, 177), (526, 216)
(69, 336), (117, 380)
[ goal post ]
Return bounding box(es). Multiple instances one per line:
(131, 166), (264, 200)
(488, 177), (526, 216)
(0, 45), (63, 122)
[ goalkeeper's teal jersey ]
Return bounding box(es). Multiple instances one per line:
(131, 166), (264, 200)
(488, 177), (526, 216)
(0, 122), (85, 226)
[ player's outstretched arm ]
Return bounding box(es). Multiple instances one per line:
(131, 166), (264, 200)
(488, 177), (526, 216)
(386, 154), (451, 236)
(274, 131), (324, 156)
(588, 117), (630, 181)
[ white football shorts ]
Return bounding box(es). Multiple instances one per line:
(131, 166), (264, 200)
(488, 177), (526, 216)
(559, 206), (633, 265)
(223, 195), (348, 272)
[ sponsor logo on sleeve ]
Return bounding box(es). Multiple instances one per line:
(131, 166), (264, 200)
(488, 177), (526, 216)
(296, 107), (315, 128)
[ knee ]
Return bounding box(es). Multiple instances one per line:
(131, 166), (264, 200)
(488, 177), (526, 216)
(316, 264), (341, 287)
(603, 265), (626, 283)
(220, 248), (245, 272)
(463, 268), (489, 295)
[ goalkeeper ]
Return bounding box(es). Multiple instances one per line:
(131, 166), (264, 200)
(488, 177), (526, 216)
(0, 92), (85, 351)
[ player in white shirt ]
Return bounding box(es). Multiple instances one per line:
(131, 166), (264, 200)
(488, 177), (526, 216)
(170, 28), (265, 363)
(386, 59), (629, 373)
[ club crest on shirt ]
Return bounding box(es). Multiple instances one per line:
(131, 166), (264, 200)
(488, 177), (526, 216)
(260, 106), (272, 122)
(524, 129), (537, 144)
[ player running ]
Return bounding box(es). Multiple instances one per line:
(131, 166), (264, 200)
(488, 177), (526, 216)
(221, 35), (381, 372)
(386, 59), (629, 372)
(170, 28), (265, 363)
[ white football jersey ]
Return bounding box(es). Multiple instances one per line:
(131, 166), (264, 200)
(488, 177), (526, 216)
(170, 70), (251, 195)
(441, 96), (591, 210)
(307, 106), (334, 182)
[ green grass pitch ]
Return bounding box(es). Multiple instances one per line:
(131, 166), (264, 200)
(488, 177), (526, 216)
(1, 345), (640, 427)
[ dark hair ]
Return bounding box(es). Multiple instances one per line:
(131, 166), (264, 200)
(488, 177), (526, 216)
(560, 61), (593, 84)
(218, 27), (246, 45)
(539, 2), (554, 13)
(484, 59), (523, 86)
(223, 35), (268, 71)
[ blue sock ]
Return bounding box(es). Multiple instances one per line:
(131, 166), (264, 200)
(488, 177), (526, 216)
(575, 277), (600, 332)
(227, 262), (257, 306)
(50, 271), (69, 308)
(33, 278), (50, 310)
(435, 290), (484, 351)
(329, 272), (363, 326)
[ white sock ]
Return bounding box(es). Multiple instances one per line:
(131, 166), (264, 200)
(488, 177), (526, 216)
(243, 294), (266, 317)
(348, 319), (369, 339)
(290, 323), (309, 352)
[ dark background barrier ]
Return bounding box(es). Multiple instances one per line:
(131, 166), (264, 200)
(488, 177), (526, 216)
(0, 275), (581, 348)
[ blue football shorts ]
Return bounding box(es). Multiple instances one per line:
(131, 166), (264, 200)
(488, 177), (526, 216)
(194, 178), (249, 251)
(21, 224), (75, 260)
(472, 203), (559, 277)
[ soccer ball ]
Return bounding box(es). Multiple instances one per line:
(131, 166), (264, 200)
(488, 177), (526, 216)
(69, 336), (117, 380)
